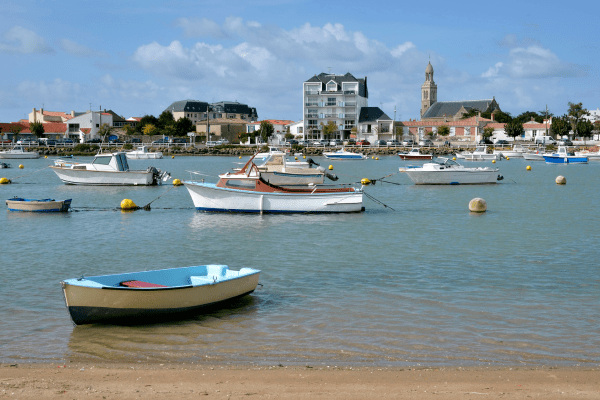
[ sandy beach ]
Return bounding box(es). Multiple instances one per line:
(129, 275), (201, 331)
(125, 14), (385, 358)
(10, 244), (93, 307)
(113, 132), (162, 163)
(1, 363), (598, 399)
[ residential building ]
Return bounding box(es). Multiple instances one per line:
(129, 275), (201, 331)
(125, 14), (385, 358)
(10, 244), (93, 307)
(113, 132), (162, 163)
(66, 111), (114, 142)
(196, 118), (247, 143)
(287, 120), (304, 138)
(246, 120), (295, 145)
(357, 107), (393, 142)
(401, 116), (493, 141)
(0, 122), (66, 141)
(29, 108), (84, 124)
(302, 72), (368, 140)
(419, 62), (501, 121)
(164, 100), (258, 126)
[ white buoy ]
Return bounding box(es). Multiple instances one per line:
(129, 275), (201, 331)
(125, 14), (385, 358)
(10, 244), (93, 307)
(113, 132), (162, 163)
(556, 175), (566, 185)
(469, 198), (487, 213)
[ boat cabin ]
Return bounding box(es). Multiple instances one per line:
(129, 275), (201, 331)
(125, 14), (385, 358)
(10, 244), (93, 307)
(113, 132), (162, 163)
(91, 152), (130, 171)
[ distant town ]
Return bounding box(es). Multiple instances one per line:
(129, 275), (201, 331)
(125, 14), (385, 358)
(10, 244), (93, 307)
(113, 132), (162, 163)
(1, 62), (599, 147)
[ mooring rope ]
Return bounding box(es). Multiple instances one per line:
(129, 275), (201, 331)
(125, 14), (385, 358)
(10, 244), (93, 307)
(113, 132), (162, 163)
(7, 165), (51, 181)
(363, 191), (395, 211)
(139, 185), (179, 210)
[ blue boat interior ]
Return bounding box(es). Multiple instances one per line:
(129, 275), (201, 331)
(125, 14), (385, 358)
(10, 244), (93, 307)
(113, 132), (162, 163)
(64, 265), (259, 289)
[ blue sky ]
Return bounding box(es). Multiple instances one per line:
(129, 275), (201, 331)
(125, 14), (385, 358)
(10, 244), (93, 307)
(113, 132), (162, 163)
(0, 0), (597, 123)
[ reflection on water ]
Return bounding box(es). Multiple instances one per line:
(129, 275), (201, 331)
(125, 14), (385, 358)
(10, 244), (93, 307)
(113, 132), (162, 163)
(2, 156), (600, 367)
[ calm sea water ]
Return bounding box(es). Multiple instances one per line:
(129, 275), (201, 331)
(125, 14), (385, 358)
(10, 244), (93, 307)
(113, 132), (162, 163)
(0, 154), (598, 368)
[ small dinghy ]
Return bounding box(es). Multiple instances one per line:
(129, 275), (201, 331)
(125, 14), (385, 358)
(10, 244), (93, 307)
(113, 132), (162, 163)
(6, 197), (72, 212)
(61, 264), (261, 325)
(0, 162), (11, 168)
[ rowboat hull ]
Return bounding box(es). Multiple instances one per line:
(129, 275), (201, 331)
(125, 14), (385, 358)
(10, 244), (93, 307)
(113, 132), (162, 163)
(398, 154), (432, 160)
(184, 182), (364, 213)
(0, 151), (39, 159)
(6, 198), (71, 212)
(523, 153), (545, 161)
(126, 153), (163, 159)
(50, 166), (155, 185)
(260, 170), (325, 186)
(543, 156), (588, 164)
(405, 170), (499, 184)
(61, 265), (260, 325)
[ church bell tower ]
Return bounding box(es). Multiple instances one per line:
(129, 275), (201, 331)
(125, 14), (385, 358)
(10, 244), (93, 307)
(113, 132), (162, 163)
(421, 61), (437, 118)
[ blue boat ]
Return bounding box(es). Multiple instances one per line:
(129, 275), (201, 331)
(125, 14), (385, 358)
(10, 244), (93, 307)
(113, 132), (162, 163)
(61, 265), (261, 325)
(543, 146), (588, 164)
(6, 197), (72, 212)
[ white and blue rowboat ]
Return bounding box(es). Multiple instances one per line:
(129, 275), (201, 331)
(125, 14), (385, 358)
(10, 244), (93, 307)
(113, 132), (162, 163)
(543, 146), (588, 164)
(6, 197), (72, 212)
(323, 148), (367, 160)
(61, 265), (261, 325)
(184, 158), (363, 213)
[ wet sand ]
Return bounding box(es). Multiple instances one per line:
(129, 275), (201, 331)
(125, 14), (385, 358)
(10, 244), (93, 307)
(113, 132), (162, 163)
(1, 363), (598, 399)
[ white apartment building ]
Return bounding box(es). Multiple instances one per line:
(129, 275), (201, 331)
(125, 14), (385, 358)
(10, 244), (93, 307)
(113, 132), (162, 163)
(66, 111), (114, 142)
(303, 72), (369, 140)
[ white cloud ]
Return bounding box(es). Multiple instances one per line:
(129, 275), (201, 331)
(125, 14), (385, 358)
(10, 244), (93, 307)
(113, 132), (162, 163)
(391, 42), (415, 58)
(59, 39), (108, 58)
(0, 26), (52, 54)
(174, 17), (229, 39)
(16, 78), (80, 103)
(481, 62), (503, 78)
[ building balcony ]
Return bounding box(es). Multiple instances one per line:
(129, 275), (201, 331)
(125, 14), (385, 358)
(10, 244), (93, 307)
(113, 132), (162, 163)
(305, 91), (319, 95)
(325, 103), (336, 107)
(305, 103), (318, 107)
(344, 102), (356, 107)
(344, 91), (356, 95)
(305, 114), (318, 118)
(344, 125), (355, 130)
(324, 114), (338, 118)
(345, 114), (356, 118)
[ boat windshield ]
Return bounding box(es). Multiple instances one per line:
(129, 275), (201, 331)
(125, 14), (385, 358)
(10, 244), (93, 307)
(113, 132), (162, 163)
(92, 155), (112, 165)
(432, 157), (459, 166)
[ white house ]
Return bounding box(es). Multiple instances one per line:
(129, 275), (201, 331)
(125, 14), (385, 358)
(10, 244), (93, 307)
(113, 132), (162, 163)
(66, 111), (114, 143)
(287, 120), (304, 139)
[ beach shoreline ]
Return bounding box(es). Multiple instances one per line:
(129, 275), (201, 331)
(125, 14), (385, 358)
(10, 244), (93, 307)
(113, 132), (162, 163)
(1, 362), (598, 399)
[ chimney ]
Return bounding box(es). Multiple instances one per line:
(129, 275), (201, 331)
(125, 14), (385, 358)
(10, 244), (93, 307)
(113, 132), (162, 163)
(33, 108), (36, 123)
(491, 112), (495, 122)
(71, 110), (75, 117)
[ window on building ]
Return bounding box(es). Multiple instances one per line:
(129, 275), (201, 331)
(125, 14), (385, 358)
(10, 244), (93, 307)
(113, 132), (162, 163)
(298, 127), (303, 133)
(96, 124), (99, 128)
(308, 120), (317, 126)
(327, 98), (336, 106)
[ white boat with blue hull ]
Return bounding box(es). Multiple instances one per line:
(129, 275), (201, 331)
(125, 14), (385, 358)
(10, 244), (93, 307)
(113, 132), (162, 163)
(323, 148), (367, 160)
(544, 146), (588, 164)
(61, 265), (261, 325)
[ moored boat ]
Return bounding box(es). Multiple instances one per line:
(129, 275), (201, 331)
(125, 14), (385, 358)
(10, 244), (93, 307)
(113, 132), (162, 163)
(0, 162), (11, 168)
(523, 150), (546, 161)
(398, 148), (432, 160)
(544, 146), (588, 164)
(401, 157), (503, 185)
(255, 147), (287, 161)
(126, 145), (163, 159)
(456, 145), (502, 161)
(6, 197), (72, 212)
(575, 146), (600, 161)
(184, 158), (363, 213)
(0, 145), (39, 159)
(255, 154), (337, 187)
(61, 264), (261, 325)
(493, 144), (527, 158)
(50, 152), (170, 185)
(323, 148), (367, 160)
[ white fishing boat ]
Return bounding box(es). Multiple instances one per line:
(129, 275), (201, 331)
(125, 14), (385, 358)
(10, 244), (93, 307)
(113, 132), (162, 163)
(493, 144), (527, 158)
(401, 157), (503, 185)
(254, 147), (287, 161)
(522, 149), (546, 161)
(398, 148), (432, 160)
(61, 264), (261, 325)
(254, 154), (337, 187)
(323, 148), (367, 160)
(50, 152), (170, 185)
(456, 146), (502, 161)
(0, 145), (39, 159)
(6, 197), (71, 212)
(126, 145), (163, 159)
(184, 158), (363, 213)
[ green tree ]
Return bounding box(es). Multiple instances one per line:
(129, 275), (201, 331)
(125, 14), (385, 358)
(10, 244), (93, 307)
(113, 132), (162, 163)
(489, 110), (512, 123)
(29, 122), (45, 139)
(482, 126), (495, 142)
(437, 125), (450, 137)
(577, 119), (594, 144)
(137, 115), (158, 133)
(551, 115), (571, 139)
(158, 110), (175, 129)
(504, 120), (524, 142)
(567, 102), (589, 138)
(98, 123), (112, 141)
(9, 124), (22, 135)
(258, 121), (274, 143)
(515, 111), (544, 124)
(142, 123), (157, 136)
(321, 121), (338, 139)
(284, 133), (294, 140)
(123, 124), (136, 135)
(175, 117), (194, 136)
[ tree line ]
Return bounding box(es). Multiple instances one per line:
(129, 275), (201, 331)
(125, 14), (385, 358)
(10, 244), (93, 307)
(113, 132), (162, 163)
(122, 111), (195, 137)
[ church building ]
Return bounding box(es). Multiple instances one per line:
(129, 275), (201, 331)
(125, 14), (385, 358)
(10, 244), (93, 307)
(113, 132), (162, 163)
(420, 62), (501, 122)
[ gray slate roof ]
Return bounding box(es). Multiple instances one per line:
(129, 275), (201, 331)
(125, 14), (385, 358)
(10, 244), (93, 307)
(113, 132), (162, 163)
(358, 107), (391, 123)
(422, 99), (498, 119)
(165, 100), (210, 113)
(305, 72), (368, 98)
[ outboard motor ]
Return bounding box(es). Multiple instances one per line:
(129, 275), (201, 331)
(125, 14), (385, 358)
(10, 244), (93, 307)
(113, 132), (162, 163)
(316, 165), (338, 181)
(497, 174), (504, 181)
(147, 166), (171, 185)
(306, 158), (319, 167)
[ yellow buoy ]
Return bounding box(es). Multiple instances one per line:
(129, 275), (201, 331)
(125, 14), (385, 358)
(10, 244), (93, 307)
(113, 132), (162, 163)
(506, 157), (510, 160)
(328, 165), (333, 170)
(0, 177), (10, 184)
(469, 198), (487, 213)
(295, 157), (298, 160)
(19, 164), (24, 169)
(303, 155), (306, 159)
(453, 157), (456, 160)
(556, 175), (566, 185)
(375, 157), (379, 160)
(120, 199), (138, 210)
(172, 156), (175, 159)
(526, 165), (532, 171)
(492, 160), (496, 164)
(173, 179), (182, 186)
(371, 156), (374, 159)
(361, 178), (371, 185)
(45, 155), (47, 158)
(239, 156), (242, 159)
